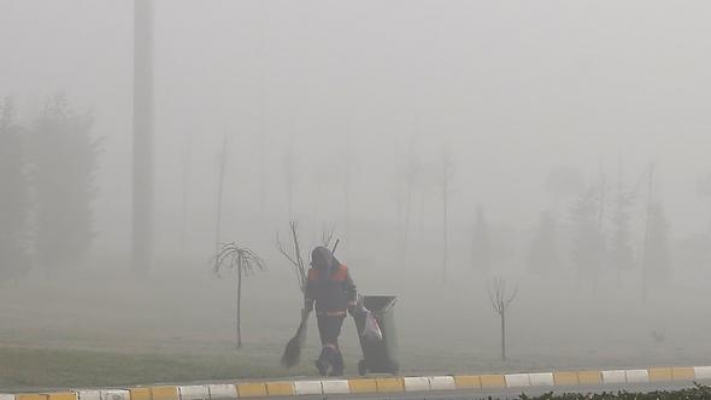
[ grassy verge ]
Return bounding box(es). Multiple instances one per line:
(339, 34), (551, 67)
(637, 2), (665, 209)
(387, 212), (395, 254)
(0, 346), (313, 391)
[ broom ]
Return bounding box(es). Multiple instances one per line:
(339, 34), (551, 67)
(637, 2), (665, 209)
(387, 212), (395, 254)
(280, 239), (340, 368)
(280, 308), (310, 368)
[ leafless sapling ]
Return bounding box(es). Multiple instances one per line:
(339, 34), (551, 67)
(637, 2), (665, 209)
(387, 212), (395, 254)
(488, 277), (518, 361)
(276, 221), (308, 294)
(276, 221), (337, 295)
(437, 148), (454, 283)
(213, 242), (266, 349)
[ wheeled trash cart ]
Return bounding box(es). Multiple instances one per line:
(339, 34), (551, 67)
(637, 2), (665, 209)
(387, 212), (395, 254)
(353, 295), (399, 375)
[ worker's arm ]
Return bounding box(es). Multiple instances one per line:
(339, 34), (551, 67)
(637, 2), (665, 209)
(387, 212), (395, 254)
(303, 269), (316, 314)
(343, 268), (358, 313)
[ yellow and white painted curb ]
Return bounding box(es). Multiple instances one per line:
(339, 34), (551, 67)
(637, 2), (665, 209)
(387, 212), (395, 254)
(3, 366), (710, 398)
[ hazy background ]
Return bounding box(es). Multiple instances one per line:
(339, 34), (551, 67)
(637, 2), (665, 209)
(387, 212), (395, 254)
(1, 0), (711, 381)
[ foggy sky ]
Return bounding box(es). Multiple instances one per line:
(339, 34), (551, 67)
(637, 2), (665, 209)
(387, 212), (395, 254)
(2, 1), (711, 256)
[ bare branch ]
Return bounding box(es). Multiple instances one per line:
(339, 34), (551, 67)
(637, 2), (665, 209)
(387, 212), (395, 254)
(275, 220), (308, 293)
(505, 285), (519, 308)
(488, 277), (517, 315)
(321, 226), (335, 248)
(291, 221), (305, 270)
(275, 232), (300, 267)
(487, 284), (498, 314)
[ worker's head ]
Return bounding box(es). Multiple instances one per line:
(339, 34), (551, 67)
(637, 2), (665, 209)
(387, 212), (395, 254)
(310, 246), (333, 270)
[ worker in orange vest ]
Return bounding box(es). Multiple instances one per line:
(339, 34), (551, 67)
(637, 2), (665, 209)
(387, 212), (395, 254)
(304, 246), (358, 376)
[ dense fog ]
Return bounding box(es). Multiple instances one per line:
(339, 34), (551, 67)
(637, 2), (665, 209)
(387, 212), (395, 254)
(1, 1), (711, 382)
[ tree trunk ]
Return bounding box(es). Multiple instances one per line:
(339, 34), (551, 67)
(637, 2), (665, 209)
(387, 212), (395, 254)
(285, 142), (294, 220)
(343, 127), (351, 258)
(641, 164), (655, 302)
(404, 188), (411, 252)
(237, 257), (243, 349)
(132, 0), (154, 276)
(501, 309), (506, 361)
(180, 133), (191, 251)
(215, 133), (228, 257)
(442, 185), (448, 284)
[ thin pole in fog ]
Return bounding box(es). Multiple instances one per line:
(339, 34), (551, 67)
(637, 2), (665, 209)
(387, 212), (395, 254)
(343, 121), (351, 257)
(488, 277), (518, 361)
(258, 4), (267, 219)
(215, 132), (230, 256)
(597, 163), (607, 234)
(283, 139), (294, 220)
(439, 148), (454, 284)
(132, 0), (154, 274)
(641, 162), (655, 302)
(180, 131), (192, 251)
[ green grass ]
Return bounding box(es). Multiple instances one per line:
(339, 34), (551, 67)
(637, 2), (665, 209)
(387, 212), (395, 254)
(0, 346), (314, 392)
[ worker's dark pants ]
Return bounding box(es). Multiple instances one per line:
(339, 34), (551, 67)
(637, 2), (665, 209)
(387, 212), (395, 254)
(316, 315), (345, 374)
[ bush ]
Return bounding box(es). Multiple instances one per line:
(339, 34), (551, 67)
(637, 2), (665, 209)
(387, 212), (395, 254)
(519, 383), (711, 400)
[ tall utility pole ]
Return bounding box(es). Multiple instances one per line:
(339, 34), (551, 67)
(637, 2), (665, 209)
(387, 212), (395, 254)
(641, 163), (655, 302)
(132, 0), (154, 274)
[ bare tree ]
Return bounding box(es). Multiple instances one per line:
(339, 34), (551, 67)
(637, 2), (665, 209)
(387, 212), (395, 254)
(436, 148), (454, 283)
(321, 225), (336, 249)
(488, 277), (518, 361)
(276, 221), (337, 294)
(180, 130), (192, 251)
(545, 166), (584, 213)
(609, 164), (636, 287)
(393, 136), (422, 262)
(403, 136), (422, 252)
(0, 97), (30, 281)
(31, 93), (102, 275)
(596, 166), (609, 235)
(276, 221), (308, 293)
(213, 242), (266, 348)
(641, 163), (656, 302)
(342, 126), (352, 254)
(571, 186), (604, 293)
(645, 202), (671, 292)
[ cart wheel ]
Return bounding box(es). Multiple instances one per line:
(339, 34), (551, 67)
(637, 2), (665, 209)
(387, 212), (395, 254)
(358, 359), (367, 376)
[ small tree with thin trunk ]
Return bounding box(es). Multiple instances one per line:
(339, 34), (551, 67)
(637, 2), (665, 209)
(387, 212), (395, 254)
(276, 221), (337, 294)
(213, 243), (266, 349)
(276, 221), (308, 294)
(488, 277), (518, 361)
(180, 131), (192, 252)
(436, 148), (454, 284)
(571, 186), (604, 293)
(0, 97), (30, 281)
(31, 93), (102, 275)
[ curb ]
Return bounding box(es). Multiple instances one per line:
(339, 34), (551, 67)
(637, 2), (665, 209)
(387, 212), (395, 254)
(3, 366), (709, 398)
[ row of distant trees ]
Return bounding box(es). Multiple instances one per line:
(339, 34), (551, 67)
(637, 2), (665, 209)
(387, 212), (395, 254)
(0, 95), (100, 282)
(470, 165), (711, 295)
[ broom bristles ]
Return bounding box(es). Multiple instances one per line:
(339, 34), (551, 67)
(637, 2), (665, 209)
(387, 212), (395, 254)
(281, 337), (302, 368)
(281, 319), (307, 368)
